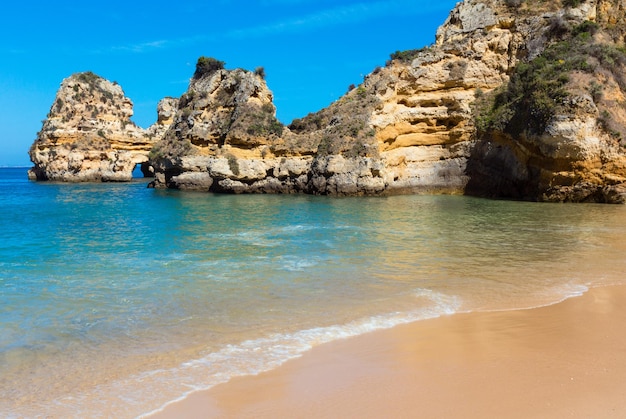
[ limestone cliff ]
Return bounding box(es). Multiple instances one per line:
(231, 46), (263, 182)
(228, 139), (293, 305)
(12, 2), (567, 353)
(30, 0), (626, 202)
(466, 0), (626, 203)
(149, 65), (302, 192)
(150, 0), (625, 199)
(146, 0), (499, 194)
(28, 72), (173, 181)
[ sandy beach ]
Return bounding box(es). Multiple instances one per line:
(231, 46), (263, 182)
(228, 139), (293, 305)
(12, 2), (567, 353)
(150, 285), (626, 418)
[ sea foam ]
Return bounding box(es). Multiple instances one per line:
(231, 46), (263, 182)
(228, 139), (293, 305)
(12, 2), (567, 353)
(132, 289), (461, 418)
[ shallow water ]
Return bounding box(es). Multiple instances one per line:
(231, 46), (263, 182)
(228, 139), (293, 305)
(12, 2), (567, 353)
(1, 167), (625, 418)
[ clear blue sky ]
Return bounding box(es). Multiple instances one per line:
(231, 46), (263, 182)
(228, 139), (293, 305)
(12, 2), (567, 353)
(0, 0), (457, 166)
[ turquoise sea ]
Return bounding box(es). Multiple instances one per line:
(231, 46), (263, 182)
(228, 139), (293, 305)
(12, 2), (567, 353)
(1, 166), (626, 417)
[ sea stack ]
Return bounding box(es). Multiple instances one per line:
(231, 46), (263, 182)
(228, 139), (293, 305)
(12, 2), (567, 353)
(28, 72), (172, 182)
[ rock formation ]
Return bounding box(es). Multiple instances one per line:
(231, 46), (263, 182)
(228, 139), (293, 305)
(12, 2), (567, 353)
(147, 0), (624, 200)
(28, 72), (174, 181)
(466, 0), (626, 203)
(29, 0), (626, 202)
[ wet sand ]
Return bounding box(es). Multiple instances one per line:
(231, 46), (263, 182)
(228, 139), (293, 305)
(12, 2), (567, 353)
(150, 285), (626, 418)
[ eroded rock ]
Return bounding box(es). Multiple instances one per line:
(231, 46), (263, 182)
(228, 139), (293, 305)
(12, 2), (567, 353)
(30, 0), (626, 202)
(28, 72), (174, 181)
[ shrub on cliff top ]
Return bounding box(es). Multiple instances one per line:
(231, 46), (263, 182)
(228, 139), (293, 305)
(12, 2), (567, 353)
(193, 56), (225, 79)
(387, 48), (424, 65)
(254, 66), (266, 79)
(75, 71), (100, 85)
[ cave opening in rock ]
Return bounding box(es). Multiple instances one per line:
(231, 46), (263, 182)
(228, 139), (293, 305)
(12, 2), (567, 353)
(132, 162), (154, 179)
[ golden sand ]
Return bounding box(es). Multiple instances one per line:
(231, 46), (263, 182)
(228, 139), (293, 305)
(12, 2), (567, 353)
(150, 285), (626, 418)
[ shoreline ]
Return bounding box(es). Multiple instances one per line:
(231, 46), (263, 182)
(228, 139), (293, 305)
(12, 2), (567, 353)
(150, 284), (626, 418)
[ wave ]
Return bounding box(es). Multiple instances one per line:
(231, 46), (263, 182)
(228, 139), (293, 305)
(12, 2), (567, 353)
(2, 283), (605, 419)
(131, 288), (461, 417)
(5, 289), (460, 418)
(474, 283), (590, 314)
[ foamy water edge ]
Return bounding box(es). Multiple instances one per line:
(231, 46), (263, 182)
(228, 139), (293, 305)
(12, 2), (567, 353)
(3, 284), (603, 418)
(139, 283), (593, 418)
(135, 289), (460, 418)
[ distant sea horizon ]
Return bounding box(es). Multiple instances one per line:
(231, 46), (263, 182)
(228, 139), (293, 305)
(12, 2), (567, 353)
(2, 166), (626, 418)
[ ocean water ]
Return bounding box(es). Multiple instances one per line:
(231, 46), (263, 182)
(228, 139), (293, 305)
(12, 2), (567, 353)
(1, 166), (626, 418)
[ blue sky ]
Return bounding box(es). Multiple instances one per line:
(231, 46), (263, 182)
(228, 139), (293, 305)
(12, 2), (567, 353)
(0, 0), (457, 166)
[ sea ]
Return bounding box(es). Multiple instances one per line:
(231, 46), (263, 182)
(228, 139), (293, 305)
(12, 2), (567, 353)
(1, 166), (626, 418)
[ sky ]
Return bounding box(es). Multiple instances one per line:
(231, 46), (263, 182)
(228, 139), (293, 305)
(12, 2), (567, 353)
(0, 0), (458, 166)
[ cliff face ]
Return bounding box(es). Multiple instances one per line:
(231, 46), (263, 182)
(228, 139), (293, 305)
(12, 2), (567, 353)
(30, 0), (626, 202)
(150, 0), (625, 199)
(466, 0), (626, 203)
(28, 72), (173, 181)
(149, 67), (299, 192)
(148, 0), (518, 195)
(149, 65), (386, 194)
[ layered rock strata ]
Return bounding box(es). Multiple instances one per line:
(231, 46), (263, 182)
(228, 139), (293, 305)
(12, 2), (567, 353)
(466, 0), (626, 203)
(28, 73), (173, 181)
(150, 0), (624, 200)
(30, 0), (626, 202)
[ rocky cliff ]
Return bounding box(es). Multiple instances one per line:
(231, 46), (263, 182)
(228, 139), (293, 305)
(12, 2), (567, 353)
(148, 0), (625, 200)
(147, 1), (515, 195)
(466, 0), (626, 203)
(29, 0), (626, 202)
(28, 72), (174, 181)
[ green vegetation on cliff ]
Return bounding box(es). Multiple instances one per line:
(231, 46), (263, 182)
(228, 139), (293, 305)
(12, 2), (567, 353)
(475, 19), (626, 137)
(387, 48), (428, 65)
(288, 81), (379, 158)
(193, 56), (225, 79)
(75, 71), (102, 85)
(245, 103), (284, 137)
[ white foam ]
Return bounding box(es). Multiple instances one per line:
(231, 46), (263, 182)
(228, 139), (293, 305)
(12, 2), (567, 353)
(137, 288), (461, 418)
(278, 256), (320, 271)
(471, 283), (590, 314)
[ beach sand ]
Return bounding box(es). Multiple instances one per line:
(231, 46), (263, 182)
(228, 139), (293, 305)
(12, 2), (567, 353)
(150, 285), (626, 418)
